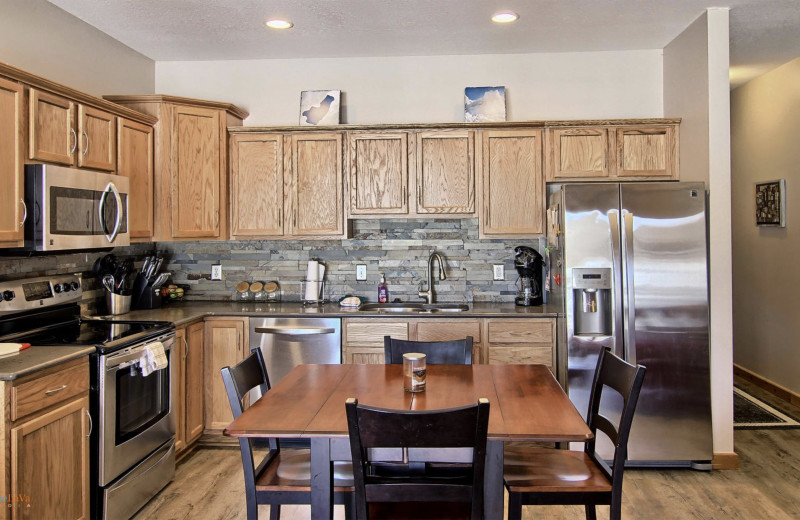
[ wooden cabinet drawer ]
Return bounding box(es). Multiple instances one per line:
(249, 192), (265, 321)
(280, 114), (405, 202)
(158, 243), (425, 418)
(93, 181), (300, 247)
(11, 361), (90, 421)
(487, 319), (554, 345)
(488, 346), (553, 367)
(415, 320), (481, 343)
(344, 320), (409, 346)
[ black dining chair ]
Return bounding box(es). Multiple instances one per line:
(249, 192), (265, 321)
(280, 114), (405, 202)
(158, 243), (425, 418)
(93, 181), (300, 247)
(221, 349), (354, 520)
(383, 336), (474, 364)
(503, 347), (646, 520)
(345, 397), (490, 520)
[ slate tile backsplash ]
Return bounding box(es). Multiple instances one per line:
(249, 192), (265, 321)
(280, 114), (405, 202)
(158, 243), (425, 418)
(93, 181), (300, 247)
(0, 219), (543, 306)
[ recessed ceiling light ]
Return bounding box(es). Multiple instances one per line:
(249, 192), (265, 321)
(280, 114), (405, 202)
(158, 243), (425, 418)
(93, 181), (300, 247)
(265, 19), (293, 30)
(491, 11), (519, 24)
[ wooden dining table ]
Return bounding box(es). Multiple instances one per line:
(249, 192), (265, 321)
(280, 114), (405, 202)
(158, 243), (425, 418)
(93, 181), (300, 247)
(224, 363), (592, 519)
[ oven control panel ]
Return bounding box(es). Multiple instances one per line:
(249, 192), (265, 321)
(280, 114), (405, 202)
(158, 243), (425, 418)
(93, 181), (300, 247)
(0, 274), (82, 315)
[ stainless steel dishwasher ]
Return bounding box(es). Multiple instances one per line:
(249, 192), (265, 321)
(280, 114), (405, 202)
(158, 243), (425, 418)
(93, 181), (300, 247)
(249, 317), (342, 385)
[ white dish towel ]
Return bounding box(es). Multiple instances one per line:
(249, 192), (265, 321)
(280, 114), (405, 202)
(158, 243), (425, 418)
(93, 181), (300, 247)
(140, 341), (168, 376)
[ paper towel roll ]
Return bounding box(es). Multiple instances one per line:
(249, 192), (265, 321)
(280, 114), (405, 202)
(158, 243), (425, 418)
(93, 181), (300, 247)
(304, 281), (320, 301)
(306, 260), (319, 281)
(318, 263), (325, 281)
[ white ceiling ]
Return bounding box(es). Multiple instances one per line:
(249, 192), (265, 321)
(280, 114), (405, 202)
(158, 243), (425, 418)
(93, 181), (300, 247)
(46, 0), (800, 88)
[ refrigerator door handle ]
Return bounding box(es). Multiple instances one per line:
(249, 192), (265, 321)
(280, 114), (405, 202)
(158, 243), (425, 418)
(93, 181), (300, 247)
(621, 209), (636, 364)
(607, 209), (625, 359)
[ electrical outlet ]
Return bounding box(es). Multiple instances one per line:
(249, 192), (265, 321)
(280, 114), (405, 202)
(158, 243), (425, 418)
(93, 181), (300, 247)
(356, 264), (367, 281)
(493, 264), (505, 281)
(211, 264), (223, 280)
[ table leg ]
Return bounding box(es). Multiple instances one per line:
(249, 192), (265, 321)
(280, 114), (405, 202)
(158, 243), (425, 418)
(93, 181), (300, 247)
(311, 437), (333, 520)
(485, 440), (504, 518)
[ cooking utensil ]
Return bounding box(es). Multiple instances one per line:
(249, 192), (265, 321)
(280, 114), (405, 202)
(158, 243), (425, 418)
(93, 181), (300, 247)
(151, 273), (170, 289)
(102, 274), (115, 293)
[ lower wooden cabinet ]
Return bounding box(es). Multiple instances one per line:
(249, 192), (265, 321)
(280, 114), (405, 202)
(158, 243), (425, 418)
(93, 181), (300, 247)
(2, 357), (90, 520)
(174, 321), (204, 454)
(204, 317), (249, 431)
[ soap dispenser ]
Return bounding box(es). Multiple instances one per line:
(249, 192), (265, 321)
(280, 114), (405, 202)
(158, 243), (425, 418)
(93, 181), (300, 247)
(378, 273), (389, 303)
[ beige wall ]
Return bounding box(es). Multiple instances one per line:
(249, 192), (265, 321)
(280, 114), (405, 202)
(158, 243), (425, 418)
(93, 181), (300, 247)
(0, 0), (154, 95)
(731, 57), (800, 395)
(664, 9), (734, 456)
(156, 50), (664, 125)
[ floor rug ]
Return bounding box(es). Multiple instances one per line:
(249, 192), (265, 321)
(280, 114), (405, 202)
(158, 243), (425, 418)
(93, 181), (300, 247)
(734, 387), (800, 429)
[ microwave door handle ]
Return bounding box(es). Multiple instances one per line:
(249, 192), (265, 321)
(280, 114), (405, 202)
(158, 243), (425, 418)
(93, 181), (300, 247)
(98, 182), (123, 243)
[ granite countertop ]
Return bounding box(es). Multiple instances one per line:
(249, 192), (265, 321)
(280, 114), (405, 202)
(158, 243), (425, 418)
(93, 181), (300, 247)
(115, 301), (559, 327)
(0, 346), (95, 381)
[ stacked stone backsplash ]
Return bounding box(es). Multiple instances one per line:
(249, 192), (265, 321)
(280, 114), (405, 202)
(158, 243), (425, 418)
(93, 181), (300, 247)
(159, 219), (544, 303)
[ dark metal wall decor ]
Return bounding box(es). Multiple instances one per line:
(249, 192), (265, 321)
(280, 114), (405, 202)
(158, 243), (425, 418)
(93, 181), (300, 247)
(755, 179), (786, 227)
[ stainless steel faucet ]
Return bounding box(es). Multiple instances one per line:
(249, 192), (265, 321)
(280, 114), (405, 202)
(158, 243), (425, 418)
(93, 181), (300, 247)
(419, 252), (446, 304)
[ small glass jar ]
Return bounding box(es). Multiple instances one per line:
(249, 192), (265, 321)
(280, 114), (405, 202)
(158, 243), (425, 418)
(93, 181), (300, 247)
(234, 281), (253, 301)
(262, 281), (280, 302)
(403, 352), (427, 392)
(251, 281), (266, 301)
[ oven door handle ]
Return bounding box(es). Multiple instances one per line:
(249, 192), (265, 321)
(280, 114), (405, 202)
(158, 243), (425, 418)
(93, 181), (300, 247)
(98, 181), (123, 243)
(105, 341), (172, 370)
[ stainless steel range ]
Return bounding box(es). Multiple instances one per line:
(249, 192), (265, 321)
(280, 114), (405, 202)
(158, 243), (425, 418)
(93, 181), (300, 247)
(0, 273), (176, 520)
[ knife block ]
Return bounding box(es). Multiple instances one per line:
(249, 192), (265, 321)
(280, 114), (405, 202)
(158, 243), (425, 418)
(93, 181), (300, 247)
(136, 287), (162, 309)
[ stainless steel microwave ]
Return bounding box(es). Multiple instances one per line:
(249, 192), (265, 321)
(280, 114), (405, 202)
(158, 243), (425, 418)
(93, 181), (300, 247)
(23, 164), (129, 251)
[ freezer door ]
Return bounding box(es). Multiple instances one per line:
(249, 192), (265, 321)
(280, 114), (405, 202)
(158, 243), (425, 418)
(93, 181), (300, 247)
(620, 182), (712, 464)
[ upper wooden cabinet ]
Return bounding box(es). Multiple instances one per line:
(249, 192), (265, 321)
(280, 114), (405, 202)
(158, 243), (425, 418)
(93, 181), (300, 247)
(28, 88), (116, 171)
(480, 129), (544, 238)
(415, 130), (475, 215)
(545, 122), (679, 181)
(348, 132), (409, 216)
(117, 117), (154, 240)
(106, 95), (248, 242)
(0, 77), (25, 246)
(229, 130), (345, 239)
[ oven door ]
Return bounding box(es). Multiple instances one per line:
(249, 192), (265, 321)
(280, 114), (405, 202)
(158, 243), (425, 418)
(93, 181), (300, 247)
(98, 333), (175, 486)
(25, 164), (129, 251)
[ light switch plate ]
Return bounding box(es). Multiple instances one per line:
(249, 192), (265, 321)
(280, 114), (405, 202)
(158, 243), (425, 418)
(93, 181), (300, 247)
(211, 265), (223, 280)
(356, 264), (367, 281)
(493, 264), (504, 281)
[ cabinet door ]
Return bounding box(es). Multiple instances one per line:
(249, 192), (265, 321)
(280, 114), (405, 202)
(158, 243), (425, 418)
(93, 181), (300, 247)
(184, 321), (205, 444)
(415, 319), (483, 364)
(171, 105), (222, 238)
(230, 133), (285, 237)
(77, 105), (116, 171)
(348, 132), (408, 215)
(615, 125), (678, 179)
(117, 118), (154, 239)
(174, 327), (187, 453)
(547, 127), (610, 180)
(486, 319), (556, 371)
(481, 129), (544, 237)
(28, 88), (75, 165)
(204, 318), (248, 431)
(10, 396), (90, 520)
(0, 77), (24, 245)
(290, 133), (343, 236)
(416, 131), (475, 214)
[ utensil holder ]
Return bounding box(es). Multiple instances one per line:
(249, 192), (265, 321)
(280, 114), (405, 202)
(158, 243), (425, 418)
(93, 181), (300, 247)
(301, 280), (324, 304)
(105, 291), (132, 315)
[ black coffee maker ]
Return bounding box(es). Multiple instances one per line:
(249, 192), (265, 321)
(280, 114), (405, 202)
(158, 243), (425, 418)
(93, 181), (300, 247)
(514, 246), (544, 306)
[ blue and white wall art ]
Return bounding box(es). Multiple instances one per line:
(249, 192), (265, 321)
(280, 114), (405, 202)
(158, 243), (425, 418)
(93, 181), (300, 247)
(300, 90), (341, 125)
(464, 86), (506, 122)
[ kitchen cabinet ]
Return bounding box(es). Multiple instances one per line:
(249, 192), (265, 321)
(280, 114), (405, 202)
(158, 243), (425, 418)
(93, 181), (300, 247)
(486, 318), (556, 371)
(480, 129), (545, 238)
(116, 117), (154, 240)
(545, 122), (679, 181)
(28, 88), (116, 171)
(342, 318), (483, 364)
(347, 131), (409, 216)
(1, 357), (90, 520)
(105, 95), (247, 242)
(415, 130), (476, 215)
(204, 317), (249, 431)
(175, 321), (204, 455)
(0, 77), (25, 247)
(229, 130), (345, 239)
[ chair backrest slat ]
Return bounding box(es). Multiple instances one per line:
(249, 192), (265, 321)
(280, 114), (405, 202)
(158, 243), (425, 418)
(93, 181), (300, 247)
(384, 336), (473, 364)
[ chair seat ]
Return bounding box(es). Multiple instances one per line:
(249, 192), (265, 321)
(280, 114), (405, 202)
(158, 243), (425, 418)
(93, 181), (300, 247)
(368, 501), (472, 519)
(503, 446), (612, 493)
(255, 448), (354, 491)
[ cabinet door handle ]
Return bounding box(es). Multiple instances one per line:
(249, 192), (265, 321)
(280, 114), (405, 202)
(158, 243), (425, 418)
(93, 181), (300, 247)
(402, 186), (406, 201)
(19, 199), (27, 228)
(216, 210), (220, 229)
(417, 185), (422, 206)
(278, 208), (282, 226)
(82, 130), (89, 156)
(45, 384), (67, 395)
(293, 209), (297, 228)
(184, 337), (189, 359)
(86, 410), (93, 438)
(70, 128), (78, 154)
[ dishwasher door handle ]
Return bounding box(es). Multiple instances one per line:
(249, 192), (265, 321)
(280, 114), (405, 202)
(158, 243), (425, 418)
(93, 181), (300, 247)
(254, 326), (336, 336)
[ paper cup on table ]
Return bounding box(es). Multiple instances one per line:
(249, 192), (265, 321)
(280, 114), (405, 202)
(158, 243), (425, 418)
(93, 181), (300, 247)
(403, 353), (426, 392)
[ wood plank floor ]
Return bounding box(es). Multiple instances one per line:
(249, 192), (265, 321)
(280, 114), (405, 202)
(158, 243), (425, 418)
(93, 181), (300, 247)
(135, 378), (800, 519)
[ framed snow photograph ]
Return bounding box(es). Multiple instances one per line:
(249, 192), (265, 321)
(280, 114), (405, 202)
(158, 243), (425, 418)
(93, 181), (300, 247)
(464, 86), (506, 122)
(299, 90), (341, 126)
(755, 179), (786, 227)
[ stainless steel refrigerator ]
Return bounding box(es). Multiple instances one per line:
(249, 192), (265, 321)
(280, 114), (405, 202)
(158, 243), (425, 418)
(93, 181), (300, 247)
(547, 182), (712, 468)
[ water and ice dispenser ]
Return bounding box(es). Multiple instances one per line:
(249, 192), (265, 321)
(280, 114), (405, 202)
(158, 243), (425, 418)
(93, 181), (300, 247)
(572, 268), (612, 336)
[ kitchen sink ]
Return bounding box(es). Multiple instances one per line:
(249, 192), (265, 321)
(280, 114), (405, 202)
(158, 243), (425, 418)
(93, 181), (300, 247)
(357, 303), (469, 313)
